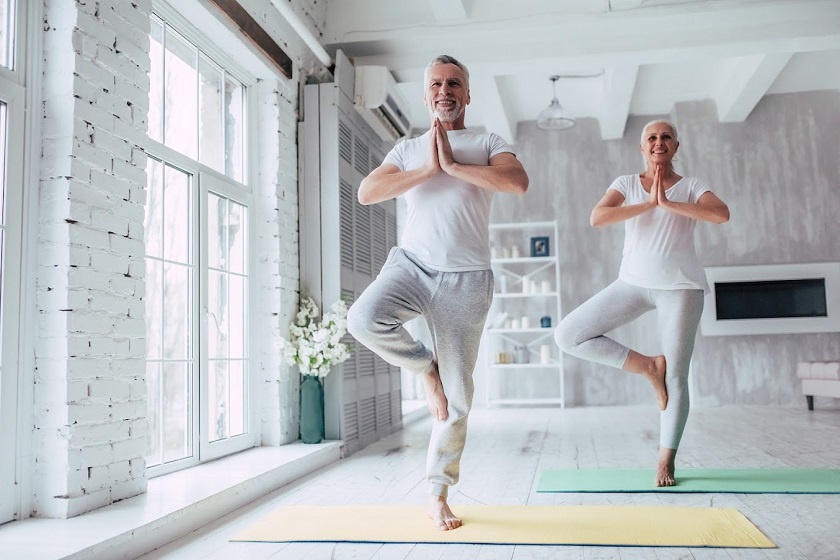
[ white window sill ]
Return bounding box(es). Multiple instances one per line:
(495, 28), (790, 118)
(0, 441), (342, 560)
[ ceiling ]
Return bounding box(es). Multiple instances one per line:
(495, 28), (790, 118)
(318, 0), (840, 142)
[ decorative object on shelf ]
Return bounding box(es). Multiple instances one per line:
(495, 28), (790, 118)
(510, 318), (521, 330)
(540, 345), (552, 364)
(501, 247), (511, 259)
(540, 315), (552, 328)
(511, 245), (522, 258)
(299, 374), (324, 444)
(521, 316), (530, 329)
(280, 294), (351, 444)
(541, 280), (552, 293)
(514, 344), (529, 364)
(530, 236), (550, 257)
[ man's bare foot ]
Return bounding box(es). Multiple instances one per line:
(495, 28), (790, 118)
(645, 355), (668, 411)
(422, 363), (448, 421)
(655, 447), (676, 487)
(428, 495), (461, 531)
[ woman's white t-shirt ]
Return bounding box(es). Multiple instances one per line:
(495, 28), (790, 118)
(609, 174), (711, 294)
(383, 129), (512, 272)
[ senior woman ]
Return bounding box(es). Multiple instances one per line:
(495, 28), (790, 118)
(554, 119), (730, 486)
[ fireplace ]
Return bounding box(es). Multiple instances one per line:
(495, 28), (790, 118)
(700, 262), (840, 336)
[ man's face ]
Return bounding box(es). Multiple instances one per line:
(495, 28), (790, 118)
(423, 63), (470, 123)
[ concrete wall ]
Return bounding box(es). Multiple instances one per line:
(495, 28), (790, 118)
(490, 91), (840, 408)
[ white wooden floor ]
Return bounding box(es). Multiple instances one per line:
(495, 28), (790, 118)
(137, 404), (840, 560)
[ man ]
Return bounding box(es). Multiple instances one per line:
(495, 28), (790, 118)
(347, 55), (528, 530)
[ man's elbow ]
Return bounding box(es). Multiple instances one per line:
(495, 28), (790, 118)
(357, 182), (375, 205)
(511, 173), (529, 195)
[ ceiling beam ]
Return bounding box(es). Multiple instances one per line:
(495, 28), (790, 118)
(470, 74), (515, 144)
(428, 0), (468, 21)
(713, 53), (793, 122)
(599, 65), (638, 140)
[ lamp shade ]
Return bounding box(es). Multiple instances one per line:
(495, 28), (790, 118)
(537, 98), (575, 130)
(537, 75), (576, 131)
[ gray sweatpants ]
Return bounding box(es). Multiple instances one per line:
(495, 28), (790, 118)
(554, 280), (705, 449)
(347, 248), (494, 497)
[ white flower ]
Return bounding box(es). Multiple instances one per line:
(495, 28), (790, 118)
(280, 295), (352, 378)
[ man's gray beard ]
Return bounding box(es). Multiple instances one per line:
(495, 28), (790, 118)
(432, 106), (462, 122)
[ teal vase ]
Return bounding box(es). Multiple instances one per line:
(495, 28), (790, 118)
(299, 374), (325, 444)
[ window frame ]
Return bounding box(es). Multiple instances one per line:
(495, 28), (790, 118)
(144, 2), (260, 477)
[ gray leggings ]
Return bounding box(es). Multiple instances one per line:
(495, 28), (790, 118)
(347, 248), (494, 497)
(554, 280), (705, 449)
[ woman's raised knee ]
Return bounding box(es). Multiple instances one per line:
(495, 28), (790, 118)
(553, 320), (577, 352)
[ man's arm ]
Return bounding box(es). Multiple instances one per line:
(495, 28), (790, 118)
(435, 124), (528, 194)
(357, 163), (437, 205)
(442, 152), (529, 194)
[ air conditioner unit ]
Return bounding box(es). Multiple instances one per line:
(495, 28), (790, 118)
(353, 66), (411, 142)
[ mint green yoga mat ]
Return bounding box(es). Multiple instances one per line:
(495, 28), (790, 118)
(537, 468), (840, 493)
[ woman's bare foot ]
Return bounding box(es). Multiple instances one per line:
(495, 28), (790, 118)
(655, 446), (677, 487)
(422, 363), (448, 421)
(623, 352), (668, 411)
(645, 355), (668, 411)
(428, 495), (461, 531)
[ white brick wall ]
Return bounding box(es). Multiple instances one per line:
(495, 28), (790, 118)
(34, 0), (151, 519)
(28, 0), (324, 518)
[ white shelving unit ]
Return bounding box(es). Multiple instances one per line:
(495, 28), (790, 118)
(484, 221), (564, 407)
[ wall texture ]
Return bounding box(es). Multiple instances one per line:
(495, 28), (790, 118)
(490, 91), (840, 408)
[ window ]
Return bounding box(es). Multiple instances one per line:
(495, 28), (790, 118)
(0, 0), (25, 524)
(144, 10), (254, 474)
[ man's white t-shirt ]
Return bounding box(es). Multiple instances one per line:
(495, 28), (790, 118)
(383, 129), (513, 272)
(609, 174), (712, 293)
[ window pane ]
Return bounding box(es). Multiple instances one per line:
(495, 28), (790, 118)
(163, 262), (192, 360)
(199, 54), (223, 174)
(208, 269), (227, 359)
(224, 74), (244, 181)
(163, 28), (197, 159)
(229, 202), (246, 274)
(229, 274), (245, 358)
(144, 157), (163, 259)
(148, 16), (164, 144)
(145, 362), (162, 467)
(229, 360), (245, 437)
(207, 193), (225, 270)
(162, 164), (190, 264)
(145, 258), (162, 360)
(209, 359), (228, 442)
(162, 361), (192, 463)
(0, 0), (16, 70)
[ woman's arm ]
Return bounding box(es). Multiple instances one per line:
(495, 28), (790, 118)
(660, 191), (730, 224)
(590, 188), (655, 227)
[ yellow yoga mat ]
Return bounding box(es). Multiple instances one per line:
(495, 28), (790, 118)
(231, 504), (775, 548)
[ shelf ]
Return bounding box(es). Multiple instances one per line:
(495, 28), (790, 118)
(490, 363), (557, 369)
(491, 256), (555, 264)
(488, 398), (565, 406)
(489, 221), (556, 230)
(494, 292), (558, 298)
(485, 220), (563, 408)
(487, 327), (553, 334)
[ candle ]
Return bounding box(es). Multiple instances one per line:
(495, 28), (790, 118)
(540, 344), (551, 364)
(541, 280), (551, 293)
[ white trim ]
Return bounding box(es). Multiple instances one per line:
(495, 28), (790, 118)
(198, 171), (259, 461)
(154, 0), (278, 83)
(0, 66), (25, 526)
(14, 0), (44, 521)
(701, 262), (840, 336)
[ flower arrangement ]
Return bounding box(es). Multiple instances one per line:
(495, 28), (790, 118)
(280, 295), (351, 378)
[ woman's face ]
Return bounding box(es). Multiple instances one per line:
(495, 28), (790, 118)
(641, 123), (679, 167)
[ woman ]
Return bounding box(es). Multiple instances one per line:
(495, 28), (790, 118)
(554, 120), (729, 486)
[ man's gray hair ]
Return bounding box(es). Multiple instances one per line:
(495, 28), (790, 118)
(424, 55), (470, 87)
